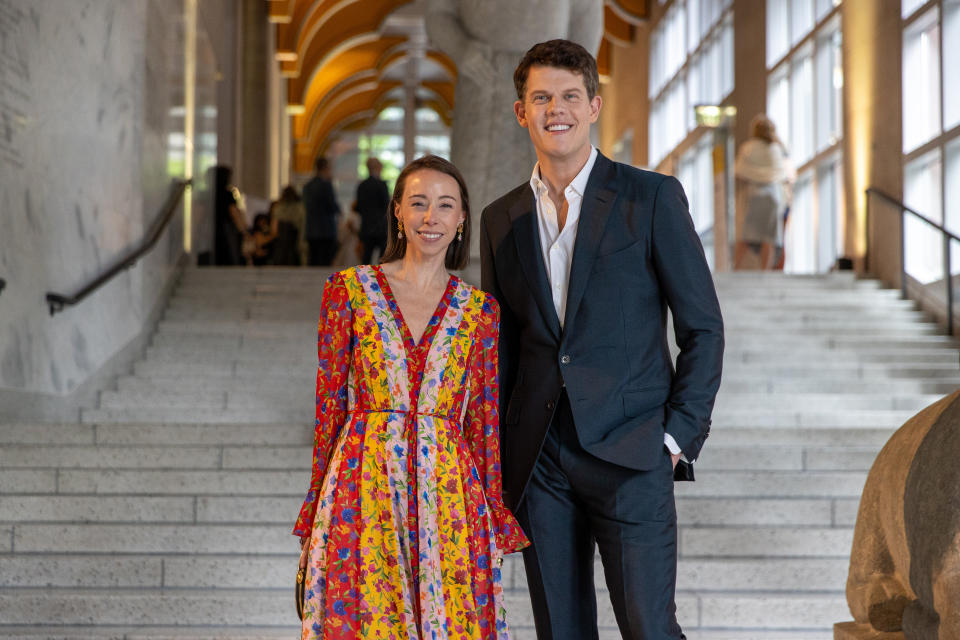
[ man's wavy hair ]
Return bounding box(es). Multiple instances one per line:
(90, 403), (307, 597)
(514, 39), (599, 101)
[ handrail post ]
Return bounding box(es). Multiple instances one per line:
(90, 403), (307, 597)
(946, 234), (954, 336)
(899, 195), (907, 300)
(864, 191), (870, 274)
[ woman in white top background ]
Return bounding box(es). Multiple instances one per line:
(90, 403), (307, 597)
(733, 114), (796, 270)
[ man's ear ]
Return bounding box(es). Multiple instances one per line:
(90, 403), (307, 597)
(514, 100), (528, 128)
(589, 95), (603, 123)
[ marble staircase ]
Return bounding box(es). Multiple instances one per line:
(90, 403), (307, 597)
(1, 267), (958, 639)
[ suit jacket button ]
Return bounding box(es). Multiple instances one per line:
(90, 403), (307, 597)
(560, 354), (571, 364)
(545, 400), (555, 410)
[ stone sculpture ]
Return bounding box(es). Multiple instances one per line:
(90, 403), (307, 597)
(836, 390), (960, 639)
(424, 0), (603, 256)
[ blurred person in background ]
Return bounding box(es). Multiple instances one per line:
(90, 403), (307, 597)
(733, 114), (795, 270)
(302, 156), (341, 266)
(355, 157), (391, 264)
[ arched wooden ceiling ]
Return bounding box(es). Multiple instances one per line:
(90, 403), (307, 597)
(271, 0), (648, 172)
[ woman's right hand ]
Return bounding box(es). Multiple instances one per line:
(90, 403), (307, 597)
(298, 537), (309, 569)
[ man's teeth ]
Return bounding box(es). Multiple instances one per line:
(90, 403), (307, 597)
(547, 124), (571, 131)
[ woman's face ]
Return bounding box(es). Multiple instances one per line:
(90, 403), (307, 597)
(395, 169), (465, 261)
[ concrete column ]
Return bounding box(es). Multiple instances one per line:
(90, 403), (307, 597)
(266, 19), (280, 199)
(237, 0), (270, 200)
(403, 35), (425, 165)
(731, 0), (767, 151)
(841, 0), (903, 285)
(729, 0), (768, 269)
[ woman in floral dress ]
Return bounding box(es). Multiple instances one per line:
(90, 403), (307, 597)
(294, 155), (529, 640)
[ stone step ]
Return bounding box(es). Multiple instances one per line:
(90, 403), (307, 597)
(0, 628), (299, 640)
(0, 625), (837, 640)
(51, 469), (305, 495)
(0, 552), (848, 598)
(143, 346), (314, 364)
(0, 493), (859, 527)
(720, 362), (960, 379)
(12, 524), (291, 554)
(0, 442), (881, 474)
(80, 407), (312, 424)
(711, 409), (915, 427)
(115, 376), (304, 394)
(149, 334), (307, 349)
(97, 387), (937, 415)
(0, 587), (844, 634)
(132, 360), (314, 378)
(693, 593), (849, 632)
(719, 314), (932, 327)
(0, 422), (309, 446)
(80, 405), (913, 427)
(681, 526), (854, 558)
(0, 465), (870, 499)
(140, 343), (958, 364)
(0, 422), (893, 447)
(155, 320), (313, 337)
(97, 389), (310, 411)
(676, 471), (868, 498)
(713, 392), (939, 411)
(723, 349), (958, 364)
(720, 377), (960, 394)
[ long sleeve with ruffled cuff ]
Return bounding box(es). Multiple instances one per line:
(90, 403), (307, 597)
(292, 273), (352, 539)
(464, 295), (530, 554)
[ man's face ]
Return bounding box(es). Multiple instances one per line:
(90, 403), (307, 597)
(514, 65), (602, 165)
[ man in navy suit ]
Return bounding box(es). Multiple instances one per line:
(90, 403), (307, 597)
(480, 40), (724, 639)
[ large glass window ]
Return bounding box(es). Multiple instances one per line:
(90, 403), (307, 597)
(815, 28), (842, 151)
(767, 0), (789, 66)
(678, 137), (716, 264)
(766, 4), (843, 273)
(790, 0), (815, 45)
(944, 136), (960, 236)
(902, 0), (960, 291)
(902, 9), (942, 152)
(943, 0), (960, 130)
(905, 149), (943, 224)
(785, 173), (814, 273)
(649, 0), (733, 167)
(789, 47), (814, 165)
(903, 0), (927, 19)
(816, 154), (844, 273)
(903, 150), (944, 285)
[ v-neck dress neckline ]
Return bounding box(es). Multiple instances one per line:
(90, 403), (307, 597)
(373, 264), (457, 352)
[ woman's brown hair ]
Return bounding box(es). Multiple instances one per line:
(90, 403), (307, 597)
(380, 155), (471, 270)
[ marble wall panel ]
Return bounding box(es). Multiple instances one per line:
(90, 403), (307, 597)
(0, 0), (148, 396)
(0, 0), (232, 398)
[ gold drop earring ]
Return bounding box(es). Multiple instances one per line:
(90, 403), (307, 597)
(397, 218), (404, 239)
(457, 222), (463, 242)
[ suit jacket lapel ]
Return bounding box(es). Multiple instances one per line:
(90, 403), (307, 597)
(563, 153), (618, 333)
(508, 191), (562, 341)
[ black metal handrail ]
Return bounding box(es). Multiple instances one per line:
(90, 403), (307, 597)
(866, 186), (960, 335)
(46, 179), (191, 316)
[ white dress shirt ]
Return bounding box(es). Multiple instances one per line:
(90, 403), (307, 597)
(530, 147), (597, 327)
(529, 147), (683, 457)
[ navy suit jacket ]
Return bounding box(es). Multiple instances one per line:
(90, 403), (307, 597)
(480, 152), (724, 511)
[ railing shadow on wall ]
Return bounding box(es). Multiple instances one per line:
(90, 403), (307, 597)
(866, 187), (960, 336)
(45, 179), (191, 316)
(0, 278), (6, 297)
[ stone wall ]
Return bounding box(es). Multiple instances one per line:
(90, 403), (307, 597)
(0, 0), (233, 416)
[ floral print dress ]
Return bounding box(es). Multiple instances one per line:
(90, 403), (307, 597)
(293, 265), (529, 640)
